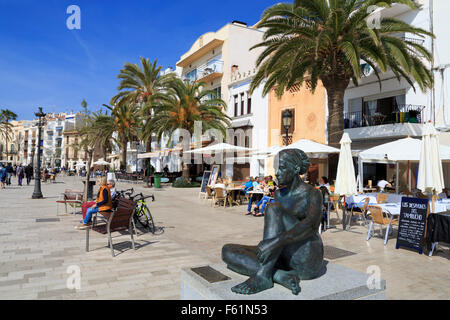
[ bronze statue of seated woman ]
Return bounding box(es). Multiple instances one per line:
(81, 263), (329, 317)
(222, 149), (324, 295)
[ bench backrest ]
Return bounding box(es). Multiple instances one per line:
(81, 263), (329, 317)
(109, 198), (136, 230)
(64, 190), (83, 201)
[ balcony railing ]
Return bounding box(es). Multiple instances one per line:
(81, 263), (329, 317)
(401, 36), (425, 46)
(197, 59), (223, 81)
(344, 104), (425, 129)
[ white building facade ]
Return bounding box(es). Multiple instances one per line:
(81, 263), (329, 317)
(343, 0), (450, 188)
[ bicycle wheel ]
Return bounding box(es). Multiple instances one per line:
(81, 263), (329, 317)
(135, 203), (149, 228)
(142, 205), (155, 233)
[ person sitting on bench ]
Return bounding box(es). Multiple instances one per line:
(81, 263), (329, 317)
(77, 177), (113, 230)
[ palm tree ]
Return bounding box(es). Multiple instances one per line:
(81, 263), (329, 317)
(111, 57), (174, 179)
(250, 0), (434, 150)
(103, 104), (139, 171)
(111, 58), (174, 148)
(0, 109), (18, 161)
(88, 111), (116, 160)
(149, 78), (231, 178)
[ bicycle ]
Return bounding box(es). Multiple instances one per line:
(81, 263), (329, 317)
(115, 188), (157, 234)
(128, 192), (156, 234)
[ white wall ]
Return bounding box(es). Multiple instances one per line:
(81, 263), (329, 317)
(228, 79), (268, 177)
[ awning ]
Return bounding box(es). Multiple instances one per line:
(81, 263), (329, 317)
(359, 137), (450, 161)
(232, 119), (253, 128)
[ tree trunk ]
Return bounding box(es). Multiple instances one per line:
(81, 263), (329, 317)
(322, 77), (350, 182)
(83, 150), (93, 203)
(145, 138), (152, 186)
(121, 138), (128, 171)
(5, 127), (8, 162)
(182, 163), (190, 181)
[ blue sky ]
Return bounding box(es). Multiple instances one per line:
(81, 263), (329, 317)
(0, 0), (278, 120)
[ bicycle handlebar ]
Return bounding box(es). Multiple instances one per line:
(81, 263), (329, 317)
(130, 193), (155, 202)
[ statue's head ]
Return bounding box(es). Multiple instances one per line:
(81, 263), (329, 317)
(274, 149), (310, 186)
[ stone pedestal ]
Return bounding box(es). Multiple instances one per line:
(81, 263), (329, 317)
(181, 262), (386, 300)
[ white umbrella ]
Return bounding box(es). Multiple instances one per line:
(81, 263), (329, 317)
(359, 137), (450, 161)
(273, 139), (340, 158)
(335, 133), (357, 197)
(252, 145), (283, 155)
(75, 160), (86, 168)
(417, 123), (445, 212)
(92, 158), (111, 166)
(184, 142), (255, 154)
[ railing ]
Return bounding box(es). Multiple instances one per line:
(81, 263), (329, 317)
(344, 104), (425, 129)
(401, 36), (425, 46)
(197, 59), (224, 81)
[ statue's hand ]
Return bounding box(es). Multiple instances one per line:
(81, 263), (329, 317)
(256, 238), (280, 264)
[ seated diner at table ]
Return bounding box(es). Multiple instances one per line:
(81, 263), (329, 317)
(244, 177), (262, 215)
(214, 178), (227, 192)
(251, 182), (278, 217)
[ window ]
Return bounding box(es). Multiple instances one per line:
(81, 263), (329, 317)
(210, 86), (221, 100)
(186, 69), (197, 83)
(240, 93), (245, 116)
(234, 95), (238, 117)
(247, 92), (252, 114)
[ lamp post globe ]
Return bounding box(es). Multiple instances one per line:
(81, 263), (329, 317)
(32, 107), (46, 199)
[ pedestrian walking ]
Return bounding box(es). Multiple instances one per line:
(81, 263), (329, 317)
(16, 163), (25, 186)
(0, 164), (6, 189)
(5, 163), (13, 186)
(25, 164), (33, 185)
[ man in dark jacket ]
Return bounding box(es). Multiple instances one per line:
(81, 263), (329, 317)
(5, 163), (13, 185)
(25, 164), (33, 185)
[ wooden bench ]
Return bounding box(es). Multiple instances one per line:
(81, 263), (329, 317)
(85, 198), (138, 257)
(56, 189), (83, 216)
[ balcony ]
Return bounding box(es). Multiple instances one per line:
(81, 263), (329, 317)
(183, 59), (224, 84)
(197, 59), (223, 82)
(345, 104), (425, 129)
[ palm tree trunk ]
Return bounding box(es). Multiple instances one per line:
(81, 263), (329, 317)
(83, 150), (93, 203)
(121, 138), (128, 171)
(323, 77), (350, 181)
(5, 134), (8, 162)
(182, 163), (190, 180)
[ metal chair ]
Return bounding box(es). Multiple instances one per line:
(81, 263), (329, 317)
(348, 197), (371, 230)
(366, 205), (399, 245)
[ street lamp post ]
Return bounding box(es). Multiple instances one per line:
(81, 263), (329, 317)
(32, 107), (46, 199)
(282, 109), (293, 146)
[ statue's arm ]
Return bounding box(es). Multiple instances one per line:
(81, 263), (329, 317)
(256, 190), (323, 264)
(279, 191), (322, 246)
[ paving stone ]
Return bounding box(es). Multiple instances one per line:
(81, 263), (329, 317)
(0, 278), (28, 287)
(37, 288), (77, 299)
(0, 176), (448, 300)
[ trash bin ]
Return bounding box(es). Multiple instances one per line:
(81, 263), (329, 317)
(154, 174), (162, 189)
(82, 180), (96, 200)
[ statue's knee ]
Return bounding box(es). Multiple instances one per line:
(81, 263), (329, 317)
(265, 205), (281, 219)
(222, 244), (235, 263)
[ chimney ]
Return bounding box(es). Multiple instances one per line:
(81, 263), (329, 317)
(232, 20), (247, 27)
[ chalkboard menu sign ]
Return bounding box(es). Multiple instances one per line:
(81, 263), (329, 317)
(200, 171), (211, 193)
(396, 197), (429, 255)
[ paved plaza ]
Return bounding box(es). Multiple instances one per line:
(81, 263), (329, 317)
(0, 176), (449, 300)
